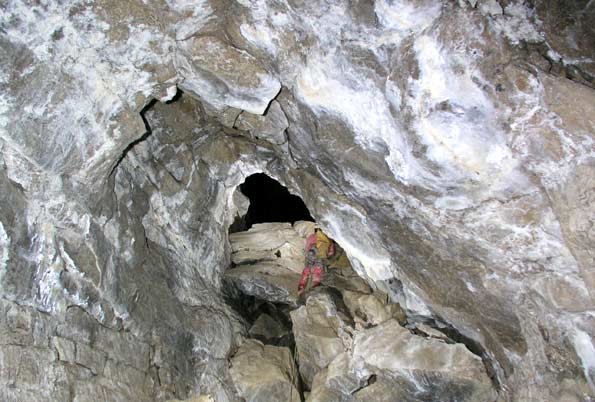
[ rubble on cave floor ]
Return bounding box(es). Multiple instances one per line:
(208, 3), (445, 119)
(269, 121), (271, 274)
(224, 221), (498, 402)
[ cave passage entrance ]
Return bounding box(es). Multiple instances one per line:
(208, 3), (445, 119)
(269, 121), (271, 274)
(239, 173), (314, 229)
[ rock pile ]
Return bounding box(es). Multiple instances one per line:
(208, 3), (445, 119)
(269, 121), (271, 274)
(225, 222), (497, 402)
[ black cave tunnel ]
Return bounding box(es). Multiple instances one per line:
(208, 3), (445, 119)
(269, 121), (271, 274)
(239, 173), (314, 229)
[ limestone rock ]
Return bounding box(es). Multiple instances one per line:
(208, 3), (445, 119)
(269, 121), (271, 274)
(341, 290), (407, 329)
(225, 221), (312, 303)
(236, 100), (289, 145)
(352, 320), (497, 402)
(308, 320), (496, 402)
(229, 222), (308, 274)
(224, 262), (301, 305)
(307, 352), (364, 402)
(230, 339), (300, 402)
(176, 36), (281, 115)
(249, 313), (290, 344)
(1, 0), (595, 400)
(290, 290), (354, 388)
(410, 323), (453, 342)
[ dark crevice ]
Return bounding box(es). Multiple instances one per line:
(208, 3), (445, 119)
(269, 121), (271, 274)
(228, 214), (247, 234)
(108, 99), (157, 178)
(351, 374), (377, 395)
(238, 173), (314, 229)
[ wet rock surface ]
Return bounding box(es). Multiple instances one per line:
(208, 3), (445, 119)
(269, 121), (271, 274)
(1, 0), (594, 401)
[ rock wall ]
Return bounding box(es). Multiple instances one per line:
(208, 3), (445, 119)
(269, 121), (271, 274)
(1, 0), (594, 401)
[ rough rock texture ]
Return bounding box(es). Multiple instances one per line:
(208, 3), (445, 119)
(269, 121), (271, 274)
(229, 339), (300, 402)
(350, 319), (497, 401)
(1, 0), (594, 401)
(307, 317), (497, 402)
(291, 290), (354, 388)
(248, 313), (289, 343)
(228, 219), (485, 402)
(342, 289), (406, 330)
(168, 396), (215, 402)
(224, 222), (316, 304)
(229, 222), (311, 274)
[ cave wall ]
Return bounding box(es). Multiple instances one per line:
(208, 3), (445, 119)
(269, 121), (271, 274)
(1, 0), (594, 401)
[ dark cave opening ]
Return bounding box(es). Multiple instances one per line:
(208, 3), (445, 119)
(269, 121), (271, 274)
(239, 173), (314, 229)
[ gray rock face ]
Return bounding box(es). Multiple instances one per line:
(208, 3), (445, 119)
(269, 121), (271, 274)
(1, 0), (594, 401)
(176, 36), (281, 115)
(235, 101), (289, 145)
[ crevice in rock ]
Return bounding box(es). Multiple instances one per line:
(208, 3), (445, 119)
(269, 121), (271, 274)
(165, 88), (183, 104)
(108, 99), (157, 178)
(223, 280), (307, 400)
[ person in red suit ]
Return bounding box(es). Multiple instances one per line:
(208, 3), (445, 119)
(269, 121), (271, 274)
(297, 228), (335, 296)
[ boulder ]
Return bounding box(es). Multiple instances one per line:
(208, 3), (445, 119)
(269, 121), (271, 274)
(249, 313), (290, 344)
(307, 319), (496, 402)
(224, 262), (301, 305)
(230, 339), (300, 402)
(290, 290), (354, 388)
(351, 320), (497, 402)
(307, 353), (364, 402)
(229, 222), (308, 274)
(341, 290), (400, 329)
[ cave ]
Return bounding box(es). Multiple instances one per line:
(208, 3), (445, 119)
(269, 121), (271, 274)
(230, 173), (314, 232)
(2, 1), (595, 402)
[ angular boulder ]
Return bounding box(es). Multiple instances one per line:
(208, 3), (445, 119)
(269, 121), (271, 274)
(352, 319), (497, 402)
(229, 339), (300, 402)
(229, 222), (308, 274)
(307, 319), (497, 402)
(341, 290), (405, 329)
(224, 262), (301, 305)
(290, 290), (354, 388)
